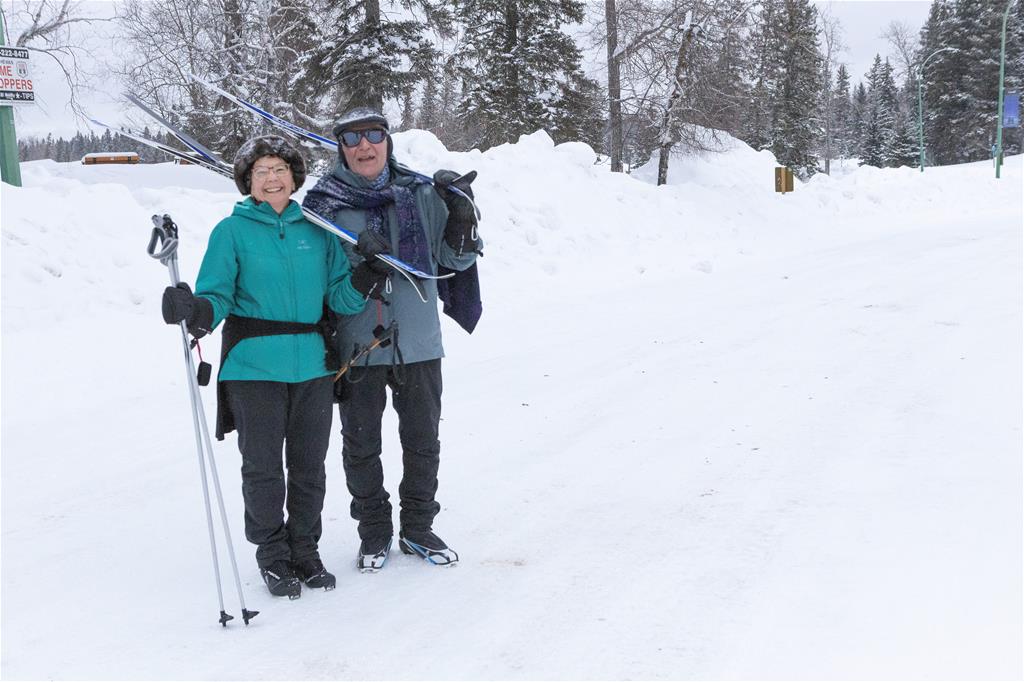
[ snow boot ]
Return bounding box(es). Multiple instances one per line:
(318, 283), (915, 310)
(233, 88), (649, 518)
(260, 560), (301, 599)
(357, 534), (393, 573)
(399, 529), (459, 566)
(291, 556), (336, 591)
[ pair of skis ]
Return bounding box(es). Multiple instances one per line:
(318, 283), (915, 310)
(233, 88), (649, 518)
(178, 72), (479, 231)
(91, 85), (457, 302)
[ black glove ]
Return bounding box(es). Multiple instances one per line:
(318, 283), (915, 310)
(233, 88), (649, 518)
(161, 282), (213, 339)
(350, 262), (389, 300)
(356, 229), (390, 264)
(434, 169), (480, 255)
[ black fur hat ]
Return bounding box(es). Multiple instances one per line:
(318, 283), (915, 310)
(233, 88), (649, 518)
(232, 135), (307, 195)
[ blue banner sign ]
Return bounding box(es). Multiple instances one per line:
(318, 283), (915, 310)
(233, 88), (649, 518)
(1004, 92), (1020, 128)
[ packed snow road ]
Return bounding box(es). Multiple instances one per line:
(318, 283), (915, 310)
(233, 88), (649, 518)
(2, 146), (1020, 679)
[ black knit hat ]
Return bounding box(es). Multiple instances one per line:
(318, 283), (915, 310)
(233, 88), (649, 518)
(232, 135), (307, 195)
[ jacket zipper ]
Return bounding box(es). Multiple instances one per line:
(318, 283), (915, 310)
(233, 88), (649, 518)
(279, 217), (300, 379)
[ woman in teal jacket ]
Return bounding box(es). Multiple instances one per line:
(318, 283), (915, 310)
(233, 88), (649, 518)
(162, 136), (388, 599)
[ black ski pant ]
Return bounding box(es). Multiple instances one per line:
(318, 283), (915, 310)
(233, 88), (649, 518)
(338, 359), (442, 541)
(224, 376), (333, 568)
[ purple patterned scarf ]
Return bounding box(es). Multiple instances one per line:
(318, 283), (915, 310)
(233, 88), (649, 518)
(302, 165), (432, 273)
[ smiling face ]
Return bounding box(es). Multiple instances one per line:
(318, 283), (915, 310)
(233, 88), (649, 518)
(250, 155), (295, 214)
(340, 125), (389, 180)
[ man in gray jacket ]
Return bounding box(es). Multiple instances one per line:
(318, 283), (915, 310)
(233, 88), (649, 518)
(302, 108), (480, 572)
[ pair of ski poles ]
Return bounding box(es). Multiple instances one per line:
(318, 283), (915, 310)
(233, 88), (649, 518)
(147, 214), (257, 627)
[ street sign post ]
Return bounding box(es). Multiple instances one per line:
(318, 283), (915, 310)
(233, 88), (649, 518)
(0, 11), (27, 187)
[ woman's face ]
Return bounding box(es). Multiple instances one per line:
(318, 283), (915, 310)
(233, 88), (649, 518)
(250, 155), (295, 213)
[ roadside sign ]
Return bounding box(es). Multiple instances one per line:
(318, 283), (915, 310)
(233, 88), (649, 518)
(775, 166), (794, 194)
(0, 46), (33, 105)
(1003, 92), (1019, 128)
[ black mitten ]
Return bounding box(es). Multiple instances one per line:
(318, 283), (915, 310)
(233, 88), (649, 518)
(350, 262), (389, 300)
(434, 169), (480, 255)
(161, 282), (213, 338)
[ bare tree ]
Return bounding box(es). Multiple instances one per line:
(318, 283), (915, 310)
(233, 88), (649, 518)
(582, 0), (691, 171)
(1, 0), (111, 117)
(655, 14), (700, 185)
(880, 20), (915, 83)
(817, 6), (845, 174)
(117, 0), (334, 157)
(612, 0), (755, 184)
(605, 0), (623, 172)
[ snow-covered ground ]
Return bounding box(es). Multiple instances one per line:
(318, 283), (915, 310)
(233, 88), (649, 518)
(2, 132), (1021, 680)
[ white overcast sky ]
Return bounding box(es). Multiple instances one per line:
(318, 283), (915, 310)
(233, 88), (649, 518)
(815, 0), (933, 82)
(9, 0), (934, 140)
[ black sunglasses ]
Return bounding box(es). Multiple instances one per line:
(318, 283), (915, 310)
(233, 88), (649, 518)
(339, 129), (387, 147)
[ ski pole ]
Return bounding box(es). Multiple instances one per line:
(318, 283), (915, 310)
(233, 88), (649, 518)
(148, 215), (257, 627)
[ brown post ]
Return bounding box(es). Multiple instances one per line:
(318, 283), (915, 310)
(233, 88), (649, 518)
(775, 167), (794, 194)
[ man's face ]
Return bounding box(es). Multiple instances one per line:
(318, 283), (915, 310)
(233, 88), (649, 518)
(340, 125), (388, 180)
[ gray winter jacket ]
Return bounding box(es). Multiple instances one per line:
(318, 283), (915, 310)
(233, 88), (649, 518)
(326, 160), (480, 366)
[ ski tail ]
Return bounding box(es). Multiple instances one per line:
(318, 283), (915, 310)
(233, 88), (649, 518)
(183, 72), (476, 211)
(186, 72), (337, 152)
(124, 94), (223, 165)
(87, 118), (234, 179)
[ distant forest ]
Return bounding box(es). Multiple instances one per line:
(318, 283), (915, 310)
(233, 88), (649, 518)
(13, 0), (1024, 179)
(19, 128), (185, 164)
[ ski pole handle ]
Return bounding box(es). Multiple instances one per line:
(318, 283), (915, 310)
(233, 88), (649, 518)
(147, 214), (179, 266)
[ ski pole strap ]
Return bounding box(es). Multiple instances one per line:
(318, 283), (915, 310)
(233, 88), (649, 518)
(147, 214), (179, 266)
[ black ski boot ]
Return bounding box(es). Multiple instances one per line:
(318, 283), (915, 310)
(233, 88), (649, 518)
(358, 534), (393, 573)
(292, 556), (336, 591)
(399, 529), (459, 566)
(260, 560), (301, 599)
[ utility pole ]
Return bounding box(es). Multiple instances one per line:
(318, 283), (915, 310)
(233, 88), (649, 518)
(0, 11), (23, 187)
(916, 47), (956, 173)
(994, 0), (1015, 179)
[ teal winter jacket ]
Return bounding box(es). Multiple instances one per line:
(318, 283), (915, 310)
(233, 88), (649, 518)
(194, 197), (366, 383)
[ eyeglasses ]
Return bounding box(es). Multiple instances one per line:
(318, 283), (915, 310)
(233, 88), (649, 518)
(339, 129), (387, 148)
(252, 165), (290, 180)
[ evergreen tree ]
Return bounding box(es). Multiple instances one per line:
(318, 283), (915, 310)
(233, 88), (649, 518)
(742, 0), (823, 177)
(918, 0), (1023, 164)
(743, 0), (783, 151)
(550, 71), (606, 149)
(453, 0), (587, 150)
(769, 0), (824, 177)
(850, 81), (869, 158)
(860, 110), (886, 166)
(876, 58), (902, 166)
(418, 72), (441, 134)
(889, 110), (920, 167)
(832, 64), (853, 159)
(304, 0), (437, 113)
(399, 88), (416, 131)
